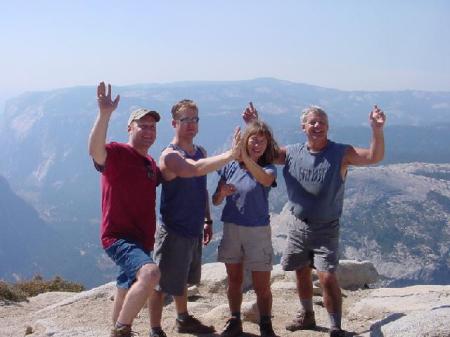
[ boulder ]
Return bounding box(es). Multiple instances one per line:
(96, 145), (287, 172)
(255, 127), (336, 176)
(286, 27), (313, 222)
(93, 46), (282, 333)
(336, 260), (378, 289)
(201, 303), (229, 321)
(241, 301), (259, 323)
(36, 282), (116, 313)
(371, 307), (450, 337)
(187, 285), (200, 298)
(271, 281), (322, 296)
(200, 263), (228, 292)
(349, 285), (450, 337)
(203, 300), (259, 324)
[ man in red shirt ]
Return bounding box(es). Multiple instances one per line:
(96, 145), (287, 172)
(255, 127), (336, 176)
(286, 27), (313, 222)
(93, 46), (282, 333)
(88, 82), (161, 337)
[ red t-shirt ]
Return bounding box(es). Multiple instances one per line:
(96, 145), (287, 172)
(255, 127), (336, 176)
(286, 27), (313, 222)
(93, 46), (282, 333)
(95, 142), (159, 252)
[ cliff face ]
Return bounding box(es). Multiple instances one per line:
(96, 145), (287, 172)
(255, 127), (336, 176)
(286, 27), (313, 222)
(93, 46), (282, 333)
(0, 175), (65, 278)
(267, 163), (450, 287)
(1, 262), (449, 337)
(341, 163), (450, 286)
(0, 175), (108, 285)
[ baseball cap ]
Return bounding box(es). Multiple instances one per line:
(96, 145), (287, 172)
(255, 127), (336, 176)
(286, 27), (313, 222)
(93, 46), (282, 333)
(127, 108), (161, 126)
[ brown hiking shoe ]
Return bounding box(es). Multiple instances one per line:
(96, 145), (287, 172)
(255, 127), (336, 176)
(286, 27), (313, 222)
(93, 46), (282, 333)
(260, 321), (277, 337)
(285, 310), (316, 331)
(110, 325), (137, 337)
(221, 317), (243, 337)
(330, 328), (346, 337)
(150, 329), (167, 337)
(176, 315), (215, 334)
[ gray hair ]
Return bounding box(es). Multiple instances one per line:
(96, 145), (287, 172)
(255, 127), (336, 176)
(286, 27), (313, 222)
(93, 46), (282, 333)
(301, 105), (328, 124)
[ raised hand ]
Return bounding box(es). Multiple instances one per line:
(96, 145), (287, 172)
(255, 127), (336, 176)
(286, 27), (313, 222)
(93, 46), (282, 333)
(230, 127), (242, 160)
(97, 82), (120, 116)
(370, 105), (386, 129)
(242, 101), (259, 124)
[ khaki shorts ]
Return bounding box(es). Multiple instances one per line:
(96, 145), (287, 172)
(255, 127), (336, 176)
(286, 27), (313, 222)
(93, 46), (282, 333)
(218, 222), (273, 271)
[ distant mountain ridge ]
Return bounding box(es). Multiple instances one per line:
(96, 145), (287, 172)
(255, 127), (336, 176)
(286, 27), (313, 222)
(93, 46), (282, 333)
(0, 78), (449, 287)
(0, 175), (104, 285)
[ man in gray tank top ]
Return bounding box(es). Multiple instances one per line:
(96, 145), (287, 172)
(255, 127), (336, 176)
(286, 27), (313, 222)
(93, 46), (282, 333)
(243, 104), (386, 337)
(149, 99), (241, 337)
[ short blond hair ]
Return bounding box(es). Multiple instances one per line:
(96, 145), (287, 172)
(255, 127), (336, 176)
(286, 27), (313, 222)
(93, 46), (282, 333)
(171, 99), (198, 119)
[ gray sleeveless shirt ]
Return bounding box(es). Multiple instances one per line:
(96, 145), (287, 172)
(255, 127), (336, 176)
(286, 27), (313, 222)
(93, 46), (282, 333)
(282, 141), (349, 223)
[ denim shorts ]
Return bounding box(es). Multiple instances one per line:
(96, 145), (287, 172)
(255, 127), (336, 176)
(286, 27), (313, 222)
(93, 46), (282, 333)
(105, 239), (155, 289)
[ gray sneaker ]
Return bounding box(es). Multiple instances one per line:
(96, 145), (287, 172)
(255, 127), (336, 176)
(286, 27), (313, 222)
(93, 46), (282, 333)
(221, 317), (243, 337)
(285, 310), (316, 331)
(176, 315), (215, 334)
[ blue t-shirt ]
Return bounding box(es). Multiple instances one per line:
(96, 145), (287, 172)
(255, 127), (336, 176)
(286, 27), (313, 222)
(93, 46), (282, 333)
(282, 141), (348, 223)
(160, 144), (207, 238)
(218, 161), (277, 227)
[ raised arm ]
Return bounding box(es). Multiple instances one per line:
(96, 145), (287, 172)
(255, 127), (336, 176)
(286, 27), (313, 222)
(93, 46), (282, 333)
(241, 102), (287, 165)
(342, 105), (386, 168)
(273, 147), (287, 165)
(88, 82), (120, 165)
(240, 145), (276, 187)
(242, 101), (259, 124)
(160, 128), (241, 180)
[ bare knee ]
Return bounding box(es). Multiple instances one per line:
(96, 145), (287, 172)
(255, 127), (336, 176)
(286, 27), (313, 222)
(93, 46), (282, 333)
(295, 267), (313, 292)
(296, 266), (312, 280)
(254, 283), (271, 299)
(227, 271), (243, 289)
(252, 271), (272, 298)
(318, 272), (339, 291)
(137, 263), (160, 287)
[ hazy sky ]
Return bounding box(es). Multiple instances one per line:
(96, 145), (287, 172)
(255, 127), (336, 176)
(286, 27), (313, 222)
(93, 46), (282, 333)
(1, 0), (449, 105)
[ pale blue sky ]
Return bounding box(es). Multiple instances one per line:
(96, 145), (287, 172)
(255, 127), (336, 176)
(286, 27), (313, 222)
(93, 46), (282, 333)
(1, 0), (449, 106)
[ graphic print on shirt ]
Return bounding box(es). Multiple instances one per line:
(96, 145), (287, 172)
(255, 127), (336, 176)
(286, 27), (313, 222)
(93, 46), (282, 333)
(296, 159), (330, 184)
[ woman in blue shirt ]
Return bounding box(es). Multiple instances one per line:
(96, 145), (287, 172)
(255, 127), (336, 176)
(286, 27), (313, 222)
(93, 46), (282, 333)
(212, 119), (279, 337)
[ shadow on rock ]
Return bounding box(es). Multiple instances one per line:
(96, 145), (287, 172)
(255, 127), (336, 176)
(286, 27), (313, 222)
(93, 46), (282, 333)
(369, 312), (406, 337)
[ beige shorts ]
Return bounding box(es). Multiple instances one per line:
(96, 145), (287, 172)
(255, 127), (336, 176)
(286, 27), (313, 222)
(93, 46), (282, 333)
(218, 222), (273, 271)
